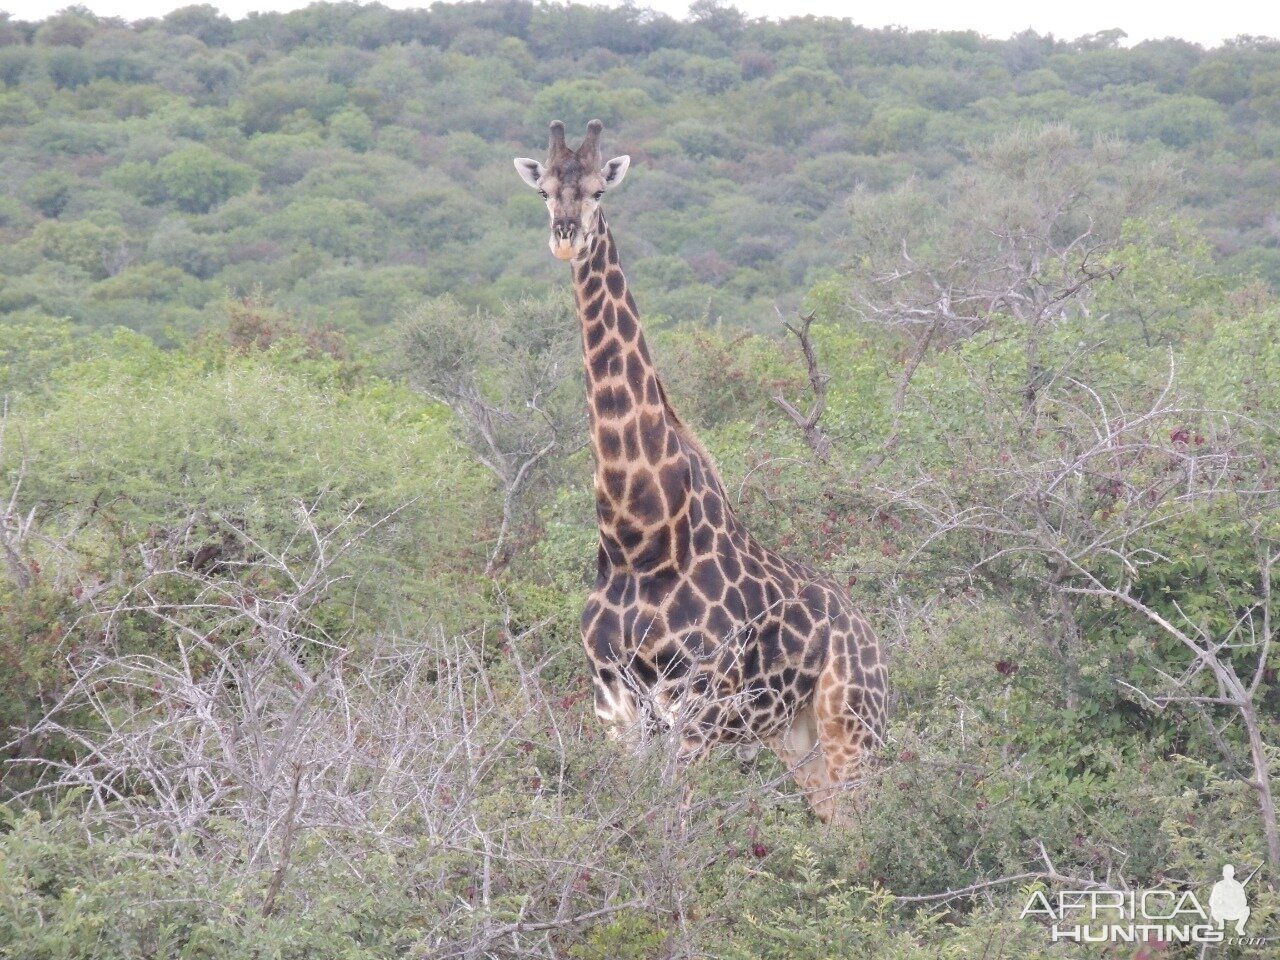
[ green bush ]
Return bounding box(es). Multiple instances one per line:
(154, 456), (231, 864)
(150, 145), (258, 213)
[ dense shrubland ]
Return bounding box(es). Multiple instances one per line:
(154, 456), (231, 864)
(0, 3), (1278, 339)
(1, 3), (1278, 958)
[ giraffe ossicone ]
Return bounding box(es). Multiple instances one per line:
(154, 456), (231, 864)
(513, 119), (888, 822)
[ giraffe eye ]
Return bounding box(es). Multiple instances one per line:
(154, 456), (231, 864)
(538, 190), (548, 199)
(592, 191), (604, 200)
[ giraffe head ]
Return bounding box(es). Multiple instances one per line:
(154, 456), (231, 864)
(514, 119), (630, 262)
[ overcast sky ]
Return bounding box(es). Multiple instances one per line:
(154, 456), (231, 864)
(3, 0), (1277, 48)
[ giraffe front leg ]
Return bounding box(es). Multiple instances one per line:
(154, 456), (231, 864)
(592, 668), (671, 752)
(583, 590), (651, 745)
(593, 671), (640, 740)
(660, 662), (730, 765)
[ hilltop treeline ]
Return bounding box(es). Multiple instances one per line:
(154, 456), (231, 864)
(0, 2), (1278, 339)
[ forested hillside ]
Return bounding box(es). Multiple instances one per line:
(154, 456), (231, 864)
(2, 4), (1279, 959)
(0, 2), (1278, 339)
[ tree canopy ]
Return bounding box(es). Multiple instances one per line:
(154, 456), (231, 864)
(0, 3), (1276, 341)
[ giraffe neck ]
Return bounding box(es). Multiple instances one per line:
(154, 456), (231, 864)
(573, 216), (693, 574)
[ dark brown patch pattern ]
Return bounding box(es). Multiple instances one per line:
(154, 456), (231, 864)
(566, 215), (887, 825)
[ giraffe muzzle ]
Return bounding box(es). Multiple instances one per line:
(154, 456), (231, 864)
(551, 219), (581, 260)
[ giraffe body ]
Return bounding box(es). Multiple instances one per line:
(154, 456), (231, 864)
(515, 121), (887, 820)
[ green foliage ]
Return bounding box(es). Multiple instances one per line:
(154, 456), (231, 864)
(0, 315), (82, 394)
(1096, 218), (1225, 345)
(29, 218), (126, 279)
(145, 145), (258, 213)
(20, 169), (77, 218)
(569, 913), (670, 960)
(0, 806), (425, 958)
(531, 79), (654, 132)
(328, 106), (374, 151)
(1, 7), (1279, 959)
(0, 4), (1273, 341)
(0, 578), (78, 747)
(1, 308), (491, 658)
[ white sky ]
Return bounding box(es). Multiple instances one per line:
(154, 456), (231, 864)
(1, 0), (1277, 48)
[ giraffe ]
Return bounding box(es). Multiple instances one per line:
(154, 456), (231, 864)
(514, 120), (888, 821)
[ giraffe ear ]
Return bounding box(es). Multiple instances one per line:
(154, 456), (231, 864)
(514, 158), (544, 191)
(602, 155), (630, 191)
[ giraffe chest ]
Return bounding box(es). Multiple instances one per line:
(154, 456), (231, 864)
(580, 543), (838, 740)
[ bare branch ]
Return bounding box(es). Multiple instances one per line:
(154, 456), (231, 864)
(773, 310), (833, 463)
(892, 869), (1114, 905)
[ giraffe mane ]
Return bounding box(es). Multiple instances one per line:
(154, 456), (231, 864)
(655, 378), (734, 505)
